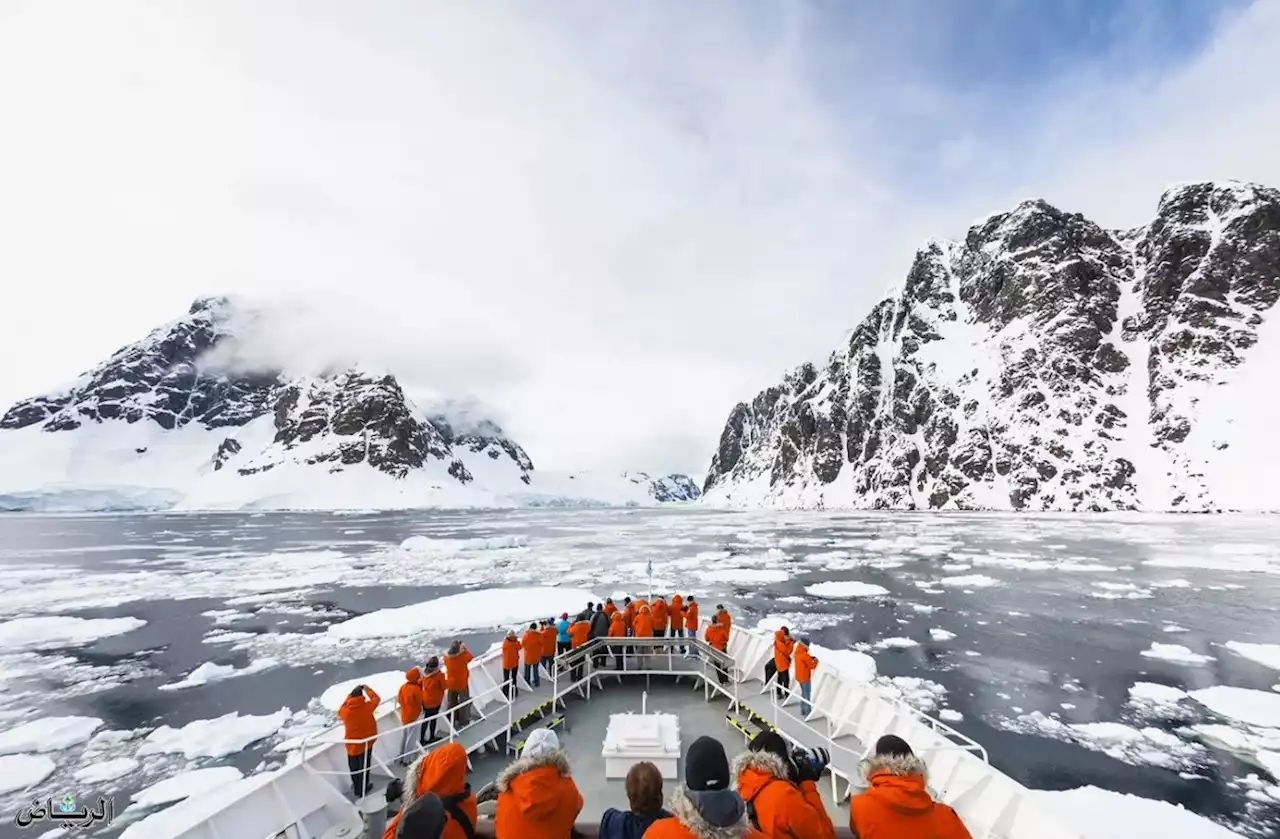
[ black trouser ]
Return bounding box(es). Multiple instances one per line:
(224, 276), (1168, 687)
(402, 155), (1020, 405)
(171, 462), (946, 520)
(777, 668), (791, 700)
(715, 659), (729, 685)
(421, 706), (440, 744)
(503, 667), (518, 698)
(348, 748), (372, 797)
(571, 649), (585, 681)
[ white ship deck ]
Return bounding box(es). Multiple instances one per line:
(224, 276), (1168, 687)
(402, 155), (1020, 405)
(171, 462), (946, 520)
(134, 626), (1089, 839)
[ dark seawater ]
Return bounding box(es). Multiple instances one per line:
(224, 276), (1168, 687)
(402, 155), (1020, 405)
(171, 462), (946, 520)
(0, 509), (1277, 838)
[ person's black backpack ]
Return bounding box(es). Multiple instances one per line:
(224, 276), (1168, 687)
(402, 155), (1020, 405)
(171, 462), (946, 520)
(396, 790), (475, 839)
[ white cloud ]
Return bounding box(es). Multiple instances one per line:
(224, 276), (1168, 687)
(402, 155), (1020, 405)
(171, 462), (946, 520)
(1, 1), (1277, 476)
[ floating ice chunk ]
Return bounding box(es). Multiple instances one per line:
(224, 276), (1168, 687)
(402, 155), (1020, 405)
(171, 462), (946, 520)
(401, 534), (528, 552)
(804, 581), (889, 599)
(158, 658), (279, 691)
(909, 604), (937, 614)
(132, 766), (245, 807)
(88, 728), (141, 749)
(938, 709), (963, 723)
(74, 757), (140, 784)
(0, 715), (103, 754)
(0, 616), (145, 651)
(873, 637), (918, 650)
(938, 575), (1000, 589)
(1223, 642), (1280, 672)
(1128, 682), (1189, 707)
(138, 708), (290, 759)
(699, 568), (789, 584)
(1163, 625), (1189, 633)
(810, 644), (876, 682)
(318, 671), (404, 712)
(754, 613), (844, 633)
(1141, 643), (1214, 665)
(930, 629), (956, 641)
(1189, 686), (1280, 729)
(941, 564), (972, 573)
(1010, 713), (1205, 770)
(1151, 579), (1193, 589)
(0, 753), (55, 794)
(1033, 785), (1243, 839)
(202, 630), (256, 644)
(328, 586), (598, 639)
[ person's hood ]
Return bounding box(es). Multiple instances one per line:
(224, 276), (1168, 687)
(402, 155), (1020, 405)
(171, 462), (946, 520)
(520, 727), (560, 759)
(667, 788), (750, 838)
(339, 695), (369, 713)
(405, 667), (422, 683)
(494, 750), (572, 820)
(731, 749), (791, 801)
(444, 648), (463, 660)
(860, 753), (933, 815)
(405, 742), (469, 805)
(423, 659), (440, 674)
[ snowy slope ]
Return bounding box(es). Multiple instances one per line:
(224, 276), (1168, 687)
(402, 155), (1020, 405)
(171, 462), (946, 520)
(703, 181), (1280, 512)
(0, 298), (700, 511)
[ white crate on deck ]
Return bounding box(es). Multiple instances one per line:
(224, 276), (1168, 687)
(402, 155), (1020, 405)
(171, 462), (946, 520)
(602, 711), (680, 779)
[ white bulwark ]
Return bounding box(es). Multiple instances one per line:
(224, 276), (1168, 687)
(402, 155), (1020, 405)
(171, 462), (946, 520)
(602, 712), (681, 779)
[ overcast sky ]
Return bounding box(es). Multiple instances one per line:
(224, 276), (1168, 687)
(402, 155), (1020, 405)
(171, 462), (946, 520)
(2, 0), (1278, 476)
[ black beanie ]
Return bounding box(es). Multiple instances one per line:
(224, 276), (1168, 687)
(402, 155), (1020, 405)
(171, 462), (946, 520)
(397, 792), (447, 838)
(875, 734), (914, 757)
(685, 736), (730, 792)
(748, 730), (789, 761)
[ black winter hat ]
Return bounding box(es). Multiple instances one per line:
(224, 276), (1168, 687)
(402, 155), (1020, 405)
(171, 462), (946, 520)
(685, 736), (731, 792)
(748, 730), (790, 761)
(396, 792), (447, 838)
(875, 734), (914, 757)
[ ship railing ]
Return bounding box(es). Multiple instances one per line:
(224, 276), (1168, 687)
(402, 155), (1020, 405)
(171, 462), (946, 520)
(551, 635), (743, 711)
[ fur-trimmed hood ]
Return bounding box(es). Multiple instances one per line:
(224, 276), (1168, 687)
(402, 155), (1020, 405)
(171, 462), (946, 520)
(860, 753), (928, 781)
(730, 749), (790, 784)
(665, 788), (753, 839)
(403, 742), (469, 808)
(494, 750), (572, 792)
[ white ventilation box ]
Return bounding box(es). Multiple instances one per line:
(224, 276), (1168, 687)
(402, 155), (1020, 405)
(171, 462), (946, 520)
(602, 712), (680, 779)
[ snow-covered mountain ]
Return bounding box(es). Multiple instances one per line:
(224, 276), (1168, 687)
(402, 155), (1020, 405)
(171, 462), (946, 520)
(703, 181), (1280, 512)
(0, 297), (700, 511)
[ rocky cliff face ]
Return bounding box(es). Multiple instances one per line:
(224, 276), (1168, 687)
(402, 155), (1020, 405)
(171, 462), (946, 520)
(703, 181), (1280, 512)
(0, 297), (697, 508)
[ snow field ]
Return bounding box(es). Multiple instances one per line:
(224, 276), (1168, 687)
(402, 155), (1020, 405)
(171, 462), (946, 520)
(0, 616), (145, 651)
(137, 708), (291, 759)
(326, 586), (600, 640)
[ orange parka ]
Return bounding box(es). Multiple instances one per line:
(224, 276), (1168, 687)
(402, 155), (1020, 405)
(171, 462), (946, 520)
(337, 686), (381, 756)
(850, 753), (973, 839)
(569, 620), (592, 649)
(502, 636), (521, 670)
(495, 748), (583, 839)
(382, 742), (477, 839)
(669, 595), (684, 630)
(652, 599), (669, 630)
(795, 642), (818, 684)
(604, 601), (618, 619)
(717, 607), (733, 640)
(608, 612), (626, 637)
(541, 624), (558, 658)
(641, 789), (764, 839)
(398, 668), (424, 725)
(445, 647), (473, 693)
(774, 630), (795, 673)
(705, 622), (728, 652)
(633, 607), (655, 638)
(421, 666), (445, 709)
(684, 600), (699, 632)
(521, 630), (540, 667)
(734, 750), (836, 839)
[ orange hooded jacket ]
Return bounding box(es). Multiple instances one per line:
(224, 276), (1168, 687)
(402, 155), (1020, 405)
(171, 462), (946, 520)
(382, 742), (477, 839)
(522, 630), (542, 666)
(717, 607), (733, 639)
(398, 668), (424, 725)
(633, 608), (654, 638)
(541, 624), (557, 658)
(795, 643), (818, 684)
(604, 601), (618, 618)
(652, 599), (669, 630)
(502, 635), (521, 670)
(705, 622), (728, 652)
(569, 620), (592, 649)
(850, 753), (973, 839)
(734, 749), (836, 839)
(421, 666), (445, 709)
(337, 686), (381, 756)
(494, 744), (583, 838)
(608, 612), (626, 637)
(669, 594), (684, 628)
(684, 600), (699, 631)
(642, 788), (765, 839)
(774, 630), (795, 673)
(445, 647), (473, 693)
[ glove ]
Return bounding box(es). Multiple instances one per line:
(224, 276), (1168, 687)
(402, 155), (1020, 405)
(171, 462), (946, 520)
(790, 746), (830, 783)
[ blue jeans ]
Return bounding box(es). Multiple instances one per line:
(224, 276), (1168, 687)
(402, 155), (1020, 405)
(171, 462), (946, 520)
(800, 681), (812, 716)
(524, 663), (539, 687)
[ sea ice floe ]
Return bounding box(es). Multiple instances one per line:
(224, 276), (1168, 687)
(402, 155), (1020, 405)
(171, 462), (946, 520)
(0, 616), (146, 652)
(698, 568), (790, 584)
(804, 581), (890, 599)
(1127, 682), (1189, 708)
(74, 757), (141, 784)
(131, 766), (245, 807)
(1223, 641), (1280, 672)
(1189, 686), (1280, 730)
(937, 574), (1000, 589)
(158, 658), (280, 691)
(0, 753), (56, 794)
(1140, 643), (1214, 665)
(810, 645), (877, 683)
(137, 708), (291, 759)
(938, 709), (963, 723)
(754, 614), (845, 633)
(1090, 582), (1153, 600)
(1162, 625), (1189, 633)
(202, 630), (257, 644)
(401, 534), (528, 552)
(328, 586), (599, 640)
(930, 629), (956, 641)
(1151, 579), (1193, 589)
(1033, 785), (1244, 839)
(873, 637), (918, 650)
(941, 564), (972, 573)
(318, 671), (404, 712)
(0, 715), (103, 754)
(1008, 712), (1206, 771)
(908, 604), (937, 614)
